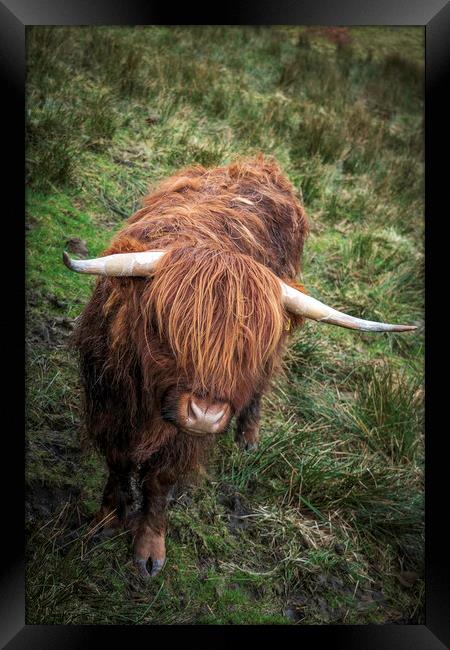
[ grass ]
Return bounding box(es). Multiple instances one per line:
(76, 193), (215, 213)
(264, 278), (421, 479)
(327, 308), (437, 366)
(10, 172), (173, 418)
(26, 26), (424, 625)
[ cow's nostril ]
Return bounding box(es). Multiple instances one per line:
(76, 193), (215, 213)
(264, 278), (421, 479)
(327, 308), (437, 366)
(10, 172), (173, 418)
(190, 399), (206, 421)
(185, 397), (229, 433)
(187, 398), (196, 421)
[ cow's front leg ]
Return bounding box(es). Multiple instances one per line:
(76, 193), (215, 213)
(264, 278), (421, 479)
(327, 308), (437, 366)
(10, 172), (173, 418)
(131, 464), (176, 579)
(235, 393), (261, 452)
(96, 451), (133, 531)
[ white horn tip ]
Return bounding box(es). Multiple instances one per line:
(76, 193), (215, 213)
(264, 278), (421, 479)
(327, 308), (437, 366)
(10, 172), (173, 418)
(393, 324), (418, 332)
(62, 250), (74, 270)
(62, 250), (86, 273)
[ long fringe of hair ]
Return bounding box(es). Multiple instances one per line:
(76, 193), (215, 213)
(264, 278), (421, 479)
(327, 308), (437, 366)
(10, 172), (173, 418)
(143, 245), (285, 401)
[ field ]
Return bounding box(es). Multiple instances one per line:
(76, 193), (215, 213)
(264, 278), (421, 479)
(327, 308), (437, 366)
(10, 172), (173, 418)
(26, 26), (424, 625)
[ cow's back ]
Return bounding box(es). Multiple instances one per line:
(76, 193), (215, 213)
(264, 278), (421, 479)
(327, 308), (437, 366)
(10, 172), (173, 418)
(104, 155), (309, 280)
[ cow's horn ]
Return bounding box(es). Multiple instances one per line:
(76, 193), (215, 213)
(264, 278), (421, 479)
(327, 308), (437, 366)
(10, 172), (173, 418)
(62, 250), (165, 276)
(280, 281), (417, 332)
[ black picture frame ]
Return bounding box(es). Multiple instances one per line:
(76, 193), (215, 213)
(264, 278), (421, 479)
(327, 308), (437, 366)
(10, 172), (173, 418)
(2, 1), (448, 647)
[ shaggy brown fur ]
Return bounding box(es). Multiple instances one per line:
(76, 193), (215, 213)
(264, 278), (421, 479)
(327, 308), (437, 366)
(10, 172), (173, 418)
(73, 155), (309, 574)
(75, 155), (308, 460)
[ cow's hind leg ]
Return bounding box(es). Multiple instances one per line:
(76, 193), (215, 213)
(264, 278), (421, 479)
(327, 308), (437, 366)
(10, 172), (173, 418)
(131, 464), (176, 579)
(235, 393), (261, 452)
(96, 451), (133, 532)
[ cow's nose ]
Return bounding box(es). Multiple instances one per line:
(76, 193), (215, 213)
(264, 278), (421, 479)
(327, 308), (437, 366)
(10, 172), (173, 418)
(185, 396), (231, 434)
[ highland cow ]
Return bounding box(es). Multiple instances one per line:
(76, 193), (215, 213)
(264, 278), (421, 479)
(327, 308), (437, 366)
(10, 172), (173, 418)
(64, 156), (415, 578)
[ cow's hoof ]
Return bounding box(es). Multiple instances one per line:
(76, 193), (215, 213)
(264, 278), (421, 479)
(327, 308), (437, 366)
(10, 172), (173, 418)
(134, 557), (165, 580)
(134, 558), (151, 579)
(150, 559), (165, 577)
(236, 437), (259, 452)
